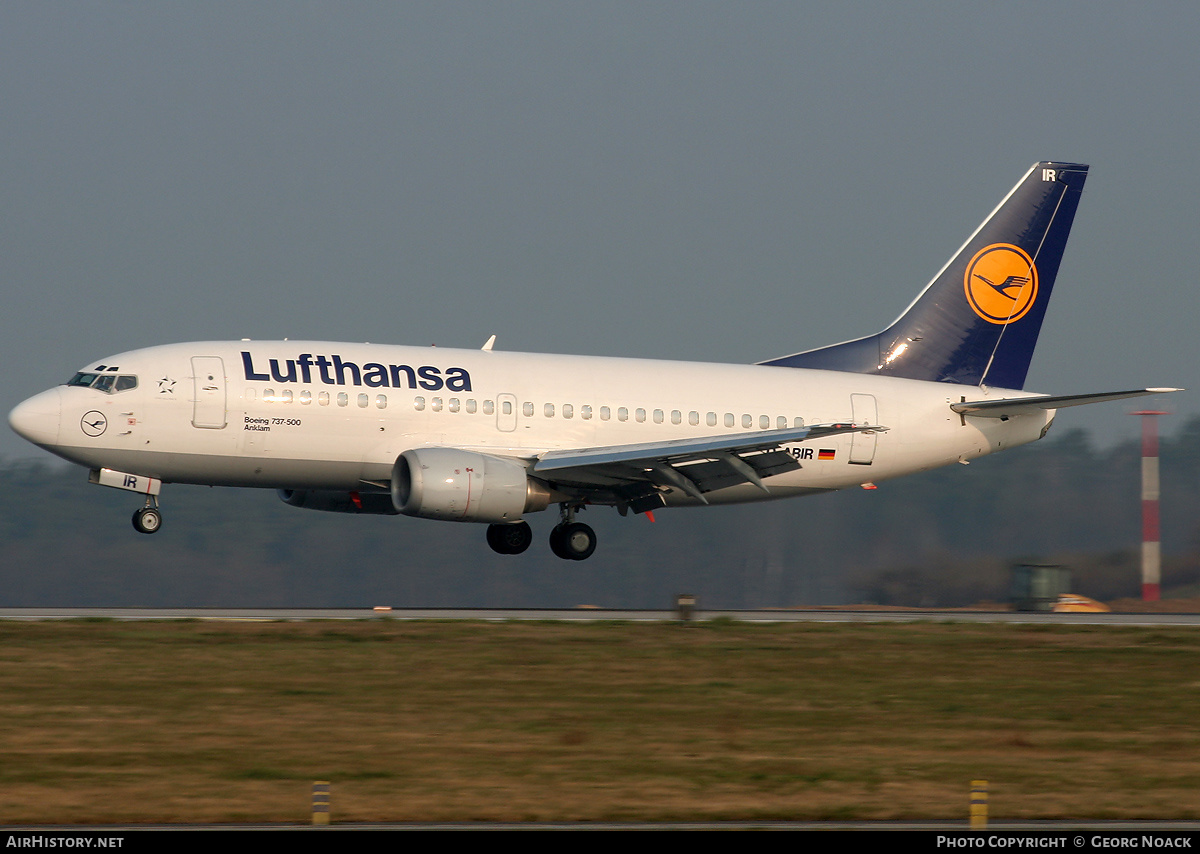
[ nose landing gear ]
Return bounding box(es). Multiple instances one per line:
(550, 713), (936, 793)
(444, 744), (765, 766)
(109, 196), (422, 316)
(131, 497), (162, 534)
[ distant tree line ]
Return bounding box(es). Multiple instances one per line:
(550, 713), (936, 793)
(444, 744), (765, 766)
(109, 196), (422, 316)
(2, 418), (1198, 609)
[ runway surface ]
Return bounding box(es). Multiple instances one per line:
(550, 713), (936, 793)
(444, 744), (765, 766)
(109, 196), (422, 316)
(1, 607), (1198, 625)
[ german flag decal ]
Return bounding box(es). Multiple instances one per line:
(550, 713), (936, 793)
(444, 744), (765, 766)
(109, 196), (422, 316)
(818, 449), (836, 461)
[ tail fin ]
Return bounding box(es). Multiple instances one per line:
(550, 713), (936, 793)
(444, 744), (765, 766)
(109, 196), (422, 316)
(760, 162), (1089, 389)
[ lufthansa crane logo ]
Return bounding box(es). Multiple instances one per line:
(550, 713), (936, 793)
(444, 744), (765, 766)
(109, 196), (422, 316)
(964, 243), (1038, 325)
(80, 411), (108, 437)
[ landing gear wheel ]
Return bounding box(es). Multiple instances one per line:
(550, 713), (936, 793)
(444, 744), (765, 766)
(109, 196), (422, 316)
(549, 522), (596, 561)
(486, 521), (533, 555)
(132, 507), (162, 535)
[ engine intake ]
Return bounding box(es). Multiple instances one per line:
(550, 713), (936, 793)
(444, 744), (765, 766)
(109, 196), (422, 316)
(392, 448), (551, 522)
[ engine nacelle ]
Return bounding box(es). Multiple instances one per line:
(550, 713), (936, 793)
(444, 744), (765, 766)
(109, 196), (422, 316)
(277, 489), (399, 515)
(392, 448), (552, 522)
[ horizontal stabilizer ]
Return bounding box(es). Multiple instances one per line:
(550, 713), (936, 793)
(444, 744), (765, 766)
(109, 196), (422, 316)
(951, 388), (1182, 418)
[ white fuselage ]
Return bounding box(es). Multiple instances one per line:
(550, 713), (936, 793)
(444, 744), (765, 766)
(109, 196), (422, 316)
(14, 340), (1054, 507)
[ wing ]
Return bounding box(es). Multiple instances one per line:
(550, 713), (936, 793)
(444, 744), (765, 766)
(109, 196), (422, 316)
(533, 422), (882, 512)
(951, 388), (1181, 418)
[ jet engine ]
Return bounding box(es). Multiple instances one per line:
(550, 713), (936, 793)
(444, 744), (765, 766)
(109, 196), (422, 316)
(277, 489), (399, 515)
(392, 448), (553, 522)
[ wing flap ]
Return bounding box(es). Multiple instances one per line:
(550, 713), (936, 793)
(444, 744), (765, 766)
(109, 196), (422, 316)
(533, 422), (882, 500)
(534, 423), (873, 472)
(673, 449), (800, 495)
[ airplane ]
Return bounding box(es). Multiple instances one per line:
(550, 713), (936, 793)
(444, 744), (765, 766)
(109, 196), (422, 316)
(8, 161), (1180, 561)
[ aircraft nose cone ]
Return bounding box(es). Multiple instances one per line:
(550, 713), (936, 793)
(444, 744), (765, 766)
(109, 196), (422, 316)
(8, 387), (63, 448)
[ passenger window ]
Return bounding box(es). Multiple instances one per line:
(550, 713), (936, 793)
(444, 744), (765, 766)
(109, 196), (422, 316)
(742, 414), (752, 428)
(486, 400), (497, 415)
(523, 402), (534, 417)
(618, 407), (628, 422)
(600, 406), (611, 421)
(581, 405), (592, 420)
(376, 395), (387, 409)
(635, 408), (646, 423)
(337, 393), (348, 407)
(777, 416), (787, 429)
(671, 410), (681, 425)
(357, 394), (369, 408)
(414, 397), (426, 411)
(466, 399), (477, 414)
(759, 415), (769, 429)
(688, 411), (699, 426)
(264, 388), (275, 402)
(563, 404), (573, 419)
(431, 397), (443, 412)
(449, 398), (460, 413)
(707, 412), (717, 427)
(794, 417), (804, 428)
(282, 389), (293, 403)
(652, 409), (663, 424)
(319, 392), (330, 406)
(724, 413), (734, 428)
(544, 403), (555, 418)
(300, 390), (312, 404)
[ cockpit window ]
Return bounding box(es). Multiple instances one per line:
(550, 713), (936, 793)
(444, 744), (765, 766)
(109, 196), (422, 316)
(67, 372), (100, 388)
(66, 372), (138, 393)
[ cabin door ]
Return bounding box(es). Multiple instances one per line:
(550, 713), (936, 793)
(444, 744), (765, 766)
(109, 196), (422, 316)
(849, 393), (877, 465)
(191, 356), (228, 429)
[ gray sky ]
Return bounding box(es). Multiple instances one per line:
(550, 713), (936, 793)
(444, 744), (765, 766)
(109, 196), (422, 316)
(3, 2), (1195, 460)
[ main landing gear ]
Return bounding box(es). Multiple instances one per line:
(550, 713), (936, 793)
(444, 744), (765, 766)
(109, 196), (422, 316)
(486, 520), (533, 555)
(485, 504), (597, 560)
(131, 496), (162, 534)
(549, 520), (596, 561)
(549, 503), (596, 561)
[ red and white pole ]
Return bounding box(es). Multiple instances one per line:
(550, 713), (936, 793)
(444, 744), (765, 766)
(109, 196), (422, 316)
(1133, 410), (1167, 602)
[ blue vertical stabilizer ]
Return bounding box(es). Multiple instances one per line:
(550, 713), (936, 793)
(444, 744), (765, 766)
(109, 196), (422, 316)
(760, 162), (1089, 390)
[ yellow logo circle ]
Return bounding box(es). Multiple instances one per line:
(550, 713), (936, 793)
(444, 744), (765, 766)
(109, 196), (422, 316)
(964, 243), (1038, 325)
